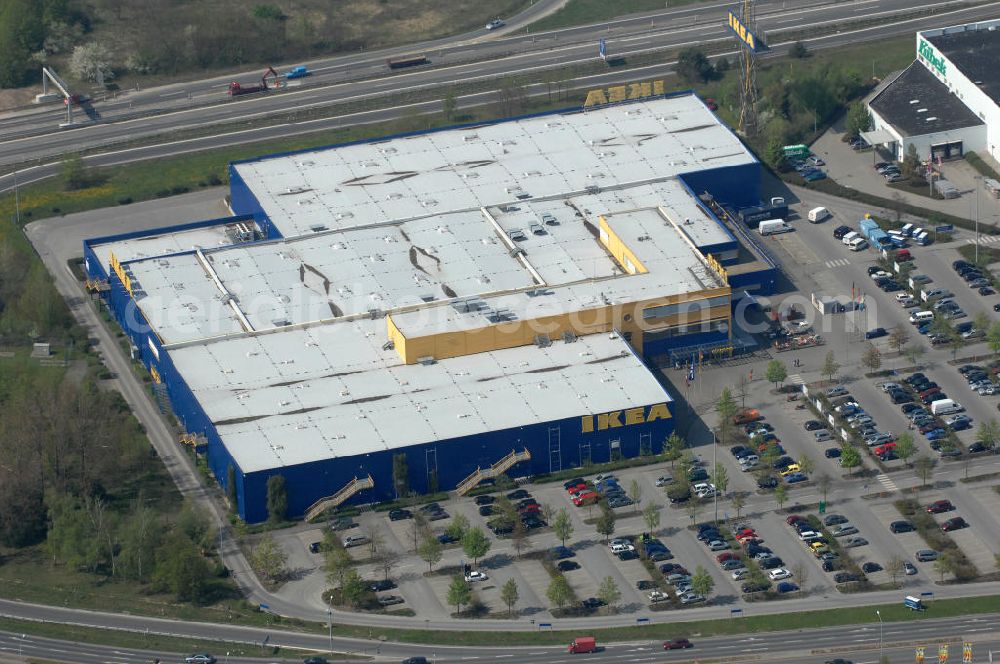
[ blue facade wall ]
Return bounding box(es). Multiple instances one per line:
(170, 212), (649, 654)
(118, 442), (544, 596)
(679, 163), (761, 211)
(227, 168), (281, 239)
(642, 329), (729, 358)
(240, 400), (675, 523)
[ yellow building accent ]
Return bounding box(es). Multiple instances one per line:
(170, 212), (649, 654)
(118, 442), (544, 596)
(581, 402), (671, 433)
(108, 251), (134, 296)
(704, 254), (729, 285)
(150, 365), (161, 384)
(597, 216), (648, 275)
(584, 79), (666, 107)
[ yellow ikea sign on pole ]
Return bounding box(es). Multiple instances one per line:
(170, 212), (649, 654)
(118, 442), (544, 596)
(584, 79), (665, 108)
(728, 11), (762, 52)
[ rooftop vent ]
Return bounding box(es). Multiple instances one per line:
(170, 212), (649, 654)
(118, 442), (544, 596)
(909, 99), (920, 104)
(562, 331), (578, 343)
(534, 335), (552, 348)
(926, 117), (938, 122)
(417, 356), (437, 366)
(916, 108), (927, 113)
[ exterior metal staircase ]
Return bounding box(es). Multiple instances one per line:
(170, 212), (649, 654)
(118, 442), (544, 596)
(455, 448), (532, 496)
(305, 474), (374, 521)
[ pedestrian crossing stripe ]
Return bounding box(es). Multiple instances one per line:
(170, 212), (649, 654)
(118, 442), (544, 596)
(787, 373), (804, 385)
(968, 235), (1000, 244)
(825, 258), (850, 268)
(876, 474), (899, 492)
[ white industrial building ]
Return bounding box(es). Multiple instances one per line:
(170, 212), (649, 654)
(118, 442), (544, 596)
(867, 19), (1000, 164)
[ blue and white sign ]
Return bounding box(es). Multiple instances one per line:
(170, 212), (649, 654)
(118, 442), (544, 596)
(934, 224), (954, 234)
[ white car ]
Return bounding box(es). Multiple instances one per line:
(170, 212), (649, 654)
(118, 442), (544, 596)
(655, 475), (673, 487)
(768, 568), (793, 581)
(610, 543), (635, 554)
(693, 482), (717, 498)
(731, 568), (749, 580)
(486, 18), (504, 30)
(648, 590), (670, 603)
(465, 571), (488, 582)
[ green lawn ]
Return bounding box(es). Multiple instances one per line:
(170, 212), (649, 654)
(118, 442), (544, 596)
(529, 0), (702, 32)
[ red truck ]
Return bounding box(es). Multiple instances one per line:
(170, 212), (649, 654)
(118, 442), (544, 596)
(568, 636), (597, 654)
(228, 67), (281, 96)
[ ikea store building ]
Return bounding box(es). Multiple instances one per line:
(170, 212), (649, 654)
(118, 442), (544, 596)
(84, 91), (777, 522)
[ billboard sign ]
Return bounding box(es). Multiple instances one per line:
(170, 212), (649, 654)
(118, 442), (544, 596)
(584, 79), (665, 107)
(728, 11), (763, 51)
(918, 38), (947, 77)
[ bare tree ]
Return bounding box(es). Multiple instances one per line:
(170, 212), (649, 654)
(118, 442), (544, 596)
(885, 556), (905, 588)
(375, 547), (402, 581)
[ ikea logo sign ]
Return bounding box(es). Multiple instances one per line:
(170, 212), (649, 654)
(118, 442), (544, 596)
(581, 403), (671, 433)
(918, 39), (947, 77)
(728, 12), (761, 52)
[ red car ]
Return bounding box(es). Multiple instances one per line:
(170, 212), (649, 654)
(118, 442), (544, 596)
(941, 517), (968, 532)
(786, 515), (806, 526)
(919, 387), (942, 400)
(573, 492), (598, 506)
(664, 638), (693, 650)
(926, 500), (954, 514)
(518, 504), (540, 514)
(717, 552), (740, 563)
(566, 483), (587, 494)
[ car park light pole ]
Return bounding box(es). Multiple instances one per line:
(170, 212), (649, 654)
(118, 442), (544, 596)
(876, 609), (883, 662)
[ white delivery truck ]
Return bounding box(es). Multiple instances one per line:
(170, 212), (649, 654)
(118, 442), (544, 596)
(758, 219), (792, 236)
(808, 207), (831, 223)
(930, 399), (963, 415)
(848, 237), (869, 251)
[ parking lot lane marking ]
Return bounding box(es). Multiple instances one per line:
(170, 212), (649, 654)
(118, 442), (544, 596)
(787, 373), (805, 385)
(825, 258), (850, 268)
(875, 473), (899, 492)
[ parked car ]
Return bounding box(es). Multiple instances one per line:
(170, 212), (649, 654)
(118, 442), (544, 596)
(941, 517), (968, 531)
(664, 638), (694, 650)
(890, 521), (914, 533)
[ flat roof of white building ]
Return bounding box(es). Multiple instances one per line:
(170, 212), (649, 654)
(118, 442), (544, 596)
(233, 95), (755, 238)
(169, 324), (669, 473)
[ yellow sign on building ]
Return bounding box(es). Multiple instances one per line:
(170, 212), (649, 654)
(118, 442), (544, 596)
(109, 251), (134, 296)
(584, 80), (666, 108)
(581, 402), (671, 433)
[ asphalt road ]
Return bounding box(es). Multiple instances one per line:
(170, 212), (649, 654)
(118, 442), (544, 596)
(2, 0), (996, 169)
(3, 600), (1000, 664)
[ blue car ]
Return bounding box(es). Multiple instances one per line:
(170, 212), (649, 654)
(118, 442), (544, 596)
(949, 420), (972, 432)
(784, 472), (808, 483)
(804, 170), (827, 182)
(918, 323), (933, 335)
(925, 429), (948, 441)
(777, 581), (799, 593)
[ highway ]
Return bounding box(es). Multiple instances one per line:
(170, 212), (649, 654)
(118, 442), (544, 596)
(2, 598), (1000, 663)
(1, 0), (995, 167)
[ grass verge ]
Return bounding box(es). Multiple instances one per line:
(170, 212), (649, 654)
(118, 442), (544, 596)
(965, 152), (1000, 182)
(528, 0), (702, 31)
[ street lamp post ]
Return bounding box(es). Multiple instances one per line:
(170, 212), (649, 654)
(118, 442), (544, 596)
(975, 175), (981, 264)
(713, 431), (719, 523)
(876, 610), (883, 662)
(327, 603), (334, 656)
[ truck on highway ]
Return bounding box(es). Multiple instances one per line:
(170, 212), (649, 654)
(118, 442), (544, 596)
(387, 55), (428, 69)
(568, 637), (597, 654)
(228, 67), (281, 96)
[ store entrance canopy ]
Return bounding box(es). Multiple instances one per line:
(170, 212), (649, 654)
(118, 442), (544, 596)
(861, 129), (897, 146)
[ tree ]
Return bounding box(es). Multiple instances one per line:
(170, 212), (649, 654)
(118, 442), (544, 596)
(595, 504), (616, 543)
(789, 41), (809, 58)
(445, 513), (470, 542)
(715, 386), (738, 446)
(510, 520), (530, 558)
(340, 568), (367, 607)
(861, 343), (882, 373)
(974, 311), (991, 338)
(641, 502), (661, 535)
(546, 575), (573, 609)
(375, 547), (402, 581)
(324, 545), (354, 588)
(442, 88), (458, 121)
(816, 474), (831, 504)
(118, 499), (161, 582)
(409, 513), (428, 552)
(417, 534), (443, 571)
(914, 456), (934, 487)
(684, 498), (699, 525)
(250, 533), (288, 583)
(153, 531), (212, 602)
(266, 474), (288, 523)
(840, 444), (862, 476)
(553, 508), (574, 546)
(903, 343), (926, 368)
(61, 153), (91, 191)
(987, 320), (1000, 359)
(797, 454), (815, 477)
(226, 464), (238, 513)
(765, 135), (787, 171)
(676, 47), (714, 83)
(976, 419), (1000, 451)
(628, 478), (643, 508)
(461, 526), (491, 565)
(392, 453), (409, 498)
(790, 562), (808, 591)
(895, 432), (917, 466)
(496, 76), (527, 116)
(885, 556), (905, 587)
(663, 432), (686, 468)
(597, 576), (622, 609)
(731, 493), (746, 521)
(766, 359), (788, 390)
(888, 327), (909, 354)
(845, 101), (872, 138)
(901, 143), (921, 179)
(363, 525), (384, 557)
(773, 484), (788, 511)
(500, 577), (519, 616)
(933, 552), (955, 583)
(691, 566), (714, 597)
(448, 575), (472, 613)
(821, 351), (840, 383)
(69, 42), (116, 83)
